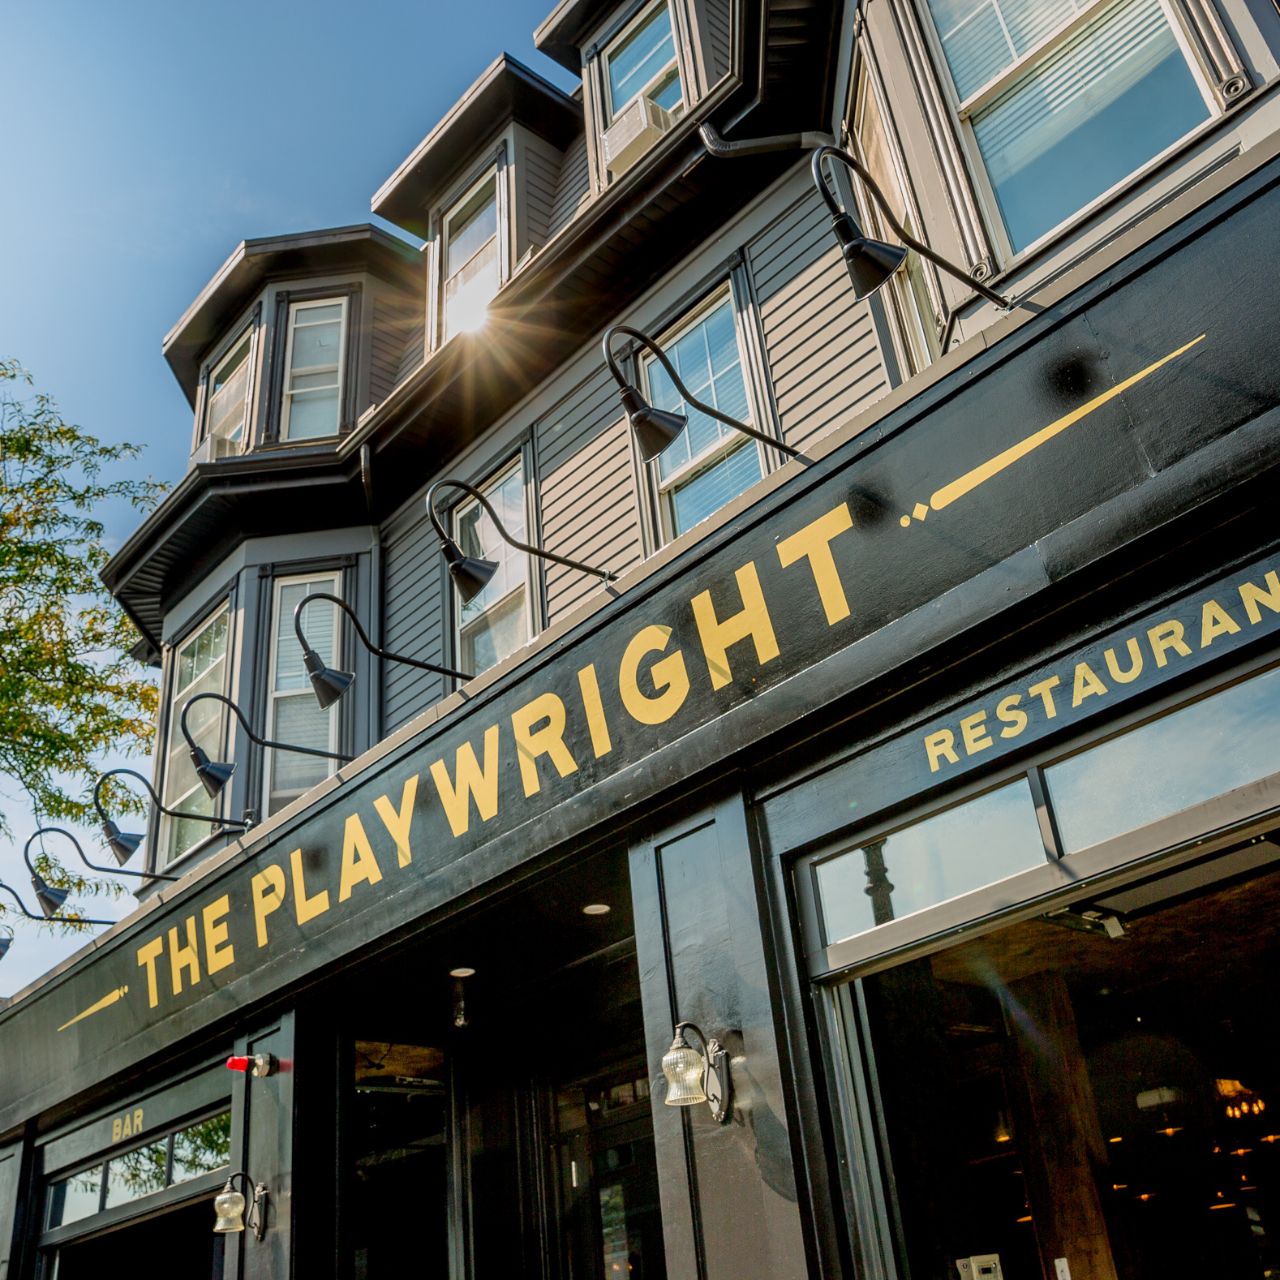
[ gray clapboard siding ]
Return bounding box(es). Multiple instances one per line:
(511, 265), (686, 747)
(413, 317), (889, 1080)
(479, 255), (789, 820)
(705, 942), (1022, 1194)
(703, 0), (733, 82)
(537, 369), (644, 620)
(370, 297), (415, 404)
(548, 134), (592, 241)
(381, 513), (447, 733)
(523, 136), (563, 253)
(396, 315), (426, 385)
(749, 189), (888, 452)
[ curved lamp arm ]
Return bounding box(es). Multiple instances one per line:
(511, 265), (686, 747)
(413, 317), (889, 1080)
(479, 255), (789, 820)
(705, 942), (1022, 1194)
(811, 146), (1011, 310)
(180, 691), (353, 766)
(426, 480), (618, 585)
(27, 826), (177, 883)
(603, 325), (801, 460)
(0, 880), (111, 927)
(294, 591), (472, 684)
(93, 768), (250, 832)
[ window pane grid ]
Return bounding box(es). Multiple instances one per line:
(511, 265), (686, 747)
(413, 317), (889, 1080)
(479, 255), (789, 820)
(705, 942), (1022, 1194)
(606, 3), (681, 117)
(282, 299), (345, 440)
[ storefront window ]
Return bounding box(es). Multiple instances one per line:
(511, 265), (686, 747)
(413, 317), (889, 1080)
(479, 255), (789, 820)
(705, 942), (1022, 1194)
(1047, 663), (1280, 853)
(815, 777), (1045, 944)
(847, 841), (1280, 1279)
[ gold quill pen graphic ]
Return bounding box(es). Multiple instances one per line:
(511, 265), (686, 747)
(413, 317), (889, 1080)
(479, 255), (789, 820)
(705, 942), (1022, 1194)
(899, 334), (1207, 527)
(58, 985), (129, 1032)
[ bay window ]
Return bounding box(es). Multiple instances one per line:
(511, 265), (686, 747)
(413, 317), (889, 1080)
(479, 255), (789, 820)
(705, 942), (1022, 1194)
(280, 297), (347, 439)
(202, 329), (253, 457)
(264, 575), (342, 816)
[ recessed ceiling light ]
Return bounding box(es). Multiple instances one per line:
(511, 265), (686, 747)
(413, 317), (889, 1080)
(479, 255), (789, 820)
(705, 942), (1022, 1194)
(449, 966), (476, 977)
(582, 903), (611, 916)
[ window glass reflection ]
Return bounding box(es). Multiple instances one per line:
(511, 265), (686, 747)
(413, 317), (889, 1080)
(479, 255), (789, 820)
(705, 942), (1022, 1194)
(817, 778), (1045, 945)
(1047, 664), (1280, 853)
(46, 1168), (102, 1229)
(104, 1141), (168, 1208)
(171, 1111), (232, 1184)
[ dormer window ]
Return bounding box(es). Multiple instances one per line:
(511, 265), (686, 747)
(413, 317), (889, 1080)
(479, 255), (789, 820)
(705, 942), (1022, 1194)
(281, 297), (348, 439)
(443, 173), (502, 340)
(604, 1), (683, 123)
(203, 329), (253, 458)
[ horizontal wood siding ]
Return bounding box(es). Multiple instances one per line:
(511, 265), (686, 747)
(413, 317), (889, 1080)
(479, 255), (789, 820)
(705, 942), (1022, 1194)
(523, 136), (562, 253)
(370, 297), (418, 404)
(548, 134), (592, 241)
(381, 514), (447, 733)
(704, 0), (732, 81)
(749, 189), (889, 452)
(537, 370), (644, 620)
(396, 315), (426, 385)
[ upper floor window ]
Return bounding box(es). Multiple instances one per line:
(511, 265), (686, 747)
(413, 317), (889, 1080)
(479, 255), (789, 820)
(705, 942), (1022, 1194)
(454, 461), (532, 675)
(160, 602), (231, 867)
(921, 0), (1213, 254)
(443, 174), (501, 341)
(604, 1), (684, 122)
(202, 329), (253, 458)
(265, 574), (341, 817)
(643, 293), (763, 540)
(281, 298), (348, 439)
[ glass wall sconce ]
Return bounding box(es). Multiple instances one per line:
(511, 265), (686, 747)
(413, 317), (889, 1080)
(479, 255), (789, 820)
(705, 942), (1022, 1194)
(179, 691), (353, 798)
(27, 825), (177, 885)
(93, 767), (250, 868)
(293, 591), (472, 710)
(810, 145), (1011, 310)
(212, 1170), (269, 1240)
(426, 479), (616, 605)
(662, 1021), (732, 1123)
(0, 879), (110, 927)
(603, 324), (802, 465)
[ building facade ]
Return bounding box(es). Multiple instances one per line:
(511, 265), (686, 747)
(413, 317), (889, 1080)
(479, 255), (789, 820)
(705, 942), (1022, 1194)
(4, 0), (1280, 1276)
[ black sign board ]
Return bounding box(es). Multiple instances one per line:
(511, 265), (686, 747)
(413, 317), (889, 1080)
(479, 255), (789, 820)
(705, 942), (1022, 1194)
(3, 153), (1280, 1133)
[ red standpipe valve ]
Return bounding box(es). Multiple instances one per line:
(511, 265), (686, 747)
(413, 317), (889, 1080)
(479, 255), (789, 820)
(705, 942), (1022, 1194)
(226, 1053), (278, 1078)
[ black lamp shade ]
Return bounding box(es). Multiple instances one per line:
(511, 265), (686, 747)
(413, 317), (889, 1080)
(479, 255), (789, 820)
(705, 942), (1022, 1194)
(442, 541), (498, 605)
(191, 746), (237, 798)
(0, 934), (11, 961)
(32, 876), (70, 919)
(303, 648), (356, 710)
(620, 385), (686, 462)
(829, 211), (908, 300)
(102, 820), (144, 867)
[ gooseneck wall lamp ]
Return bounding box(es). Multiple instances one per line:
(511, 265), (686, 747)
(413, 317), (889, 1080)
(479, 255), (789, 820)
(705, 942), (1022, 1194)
(0, 879), (110, 927)
(661, 1021), (732, 1123)
(28, 825), (177, 885)
(603, 324), (802, 465)
(427, 479), (617, 605)
(179, 691), (353, 799)
(810, 145), (1012, 311)
(294, 591), (472, 710)
(212, 1170), (269, 1240)
(93, 767), (250, 867)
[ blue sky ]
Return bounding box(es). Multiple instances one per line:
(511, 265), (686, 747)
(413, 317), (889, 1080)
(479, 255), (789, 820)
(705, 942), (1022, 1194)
(0, 0), (578, 996)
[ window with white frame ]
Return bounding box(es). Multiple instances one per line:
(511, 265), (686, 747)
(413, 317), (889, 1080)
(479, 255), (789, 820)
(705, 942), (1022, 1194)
(202, 328), (254, 457)
(643, 293), (763, 541)
(920, 0), (1214, 255)
(280, 298), (347, 439)
(851, 65), (941, 377)
(160, 602), (231, 866)
(454, 462), (532, 676)
(264, 574), (341, 817)
(442, 174), (501, 341)
(604, 0), (684, 122)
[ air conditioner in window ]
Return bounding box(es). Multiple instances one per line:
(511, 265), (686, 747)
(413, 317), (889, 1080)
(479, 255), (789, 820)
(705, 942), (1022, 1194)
(603, 96), (673, 177)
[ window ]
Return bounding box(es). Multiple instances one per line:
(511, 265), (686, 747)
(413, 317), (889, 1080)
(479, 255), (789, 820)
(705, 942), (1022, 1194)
(454, 462), (532, 676)
(159, 603), (231, 866)
(642, 294), (763, 540)
(604, 1), (684, 122)
(851, 65), (941, 376)
(264, 575), (342, 817)
(280, 297), (347, 439)
(202, 329), (253, 457)
(442, 174), (500, 341)
(921, 0), (1213, 254)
